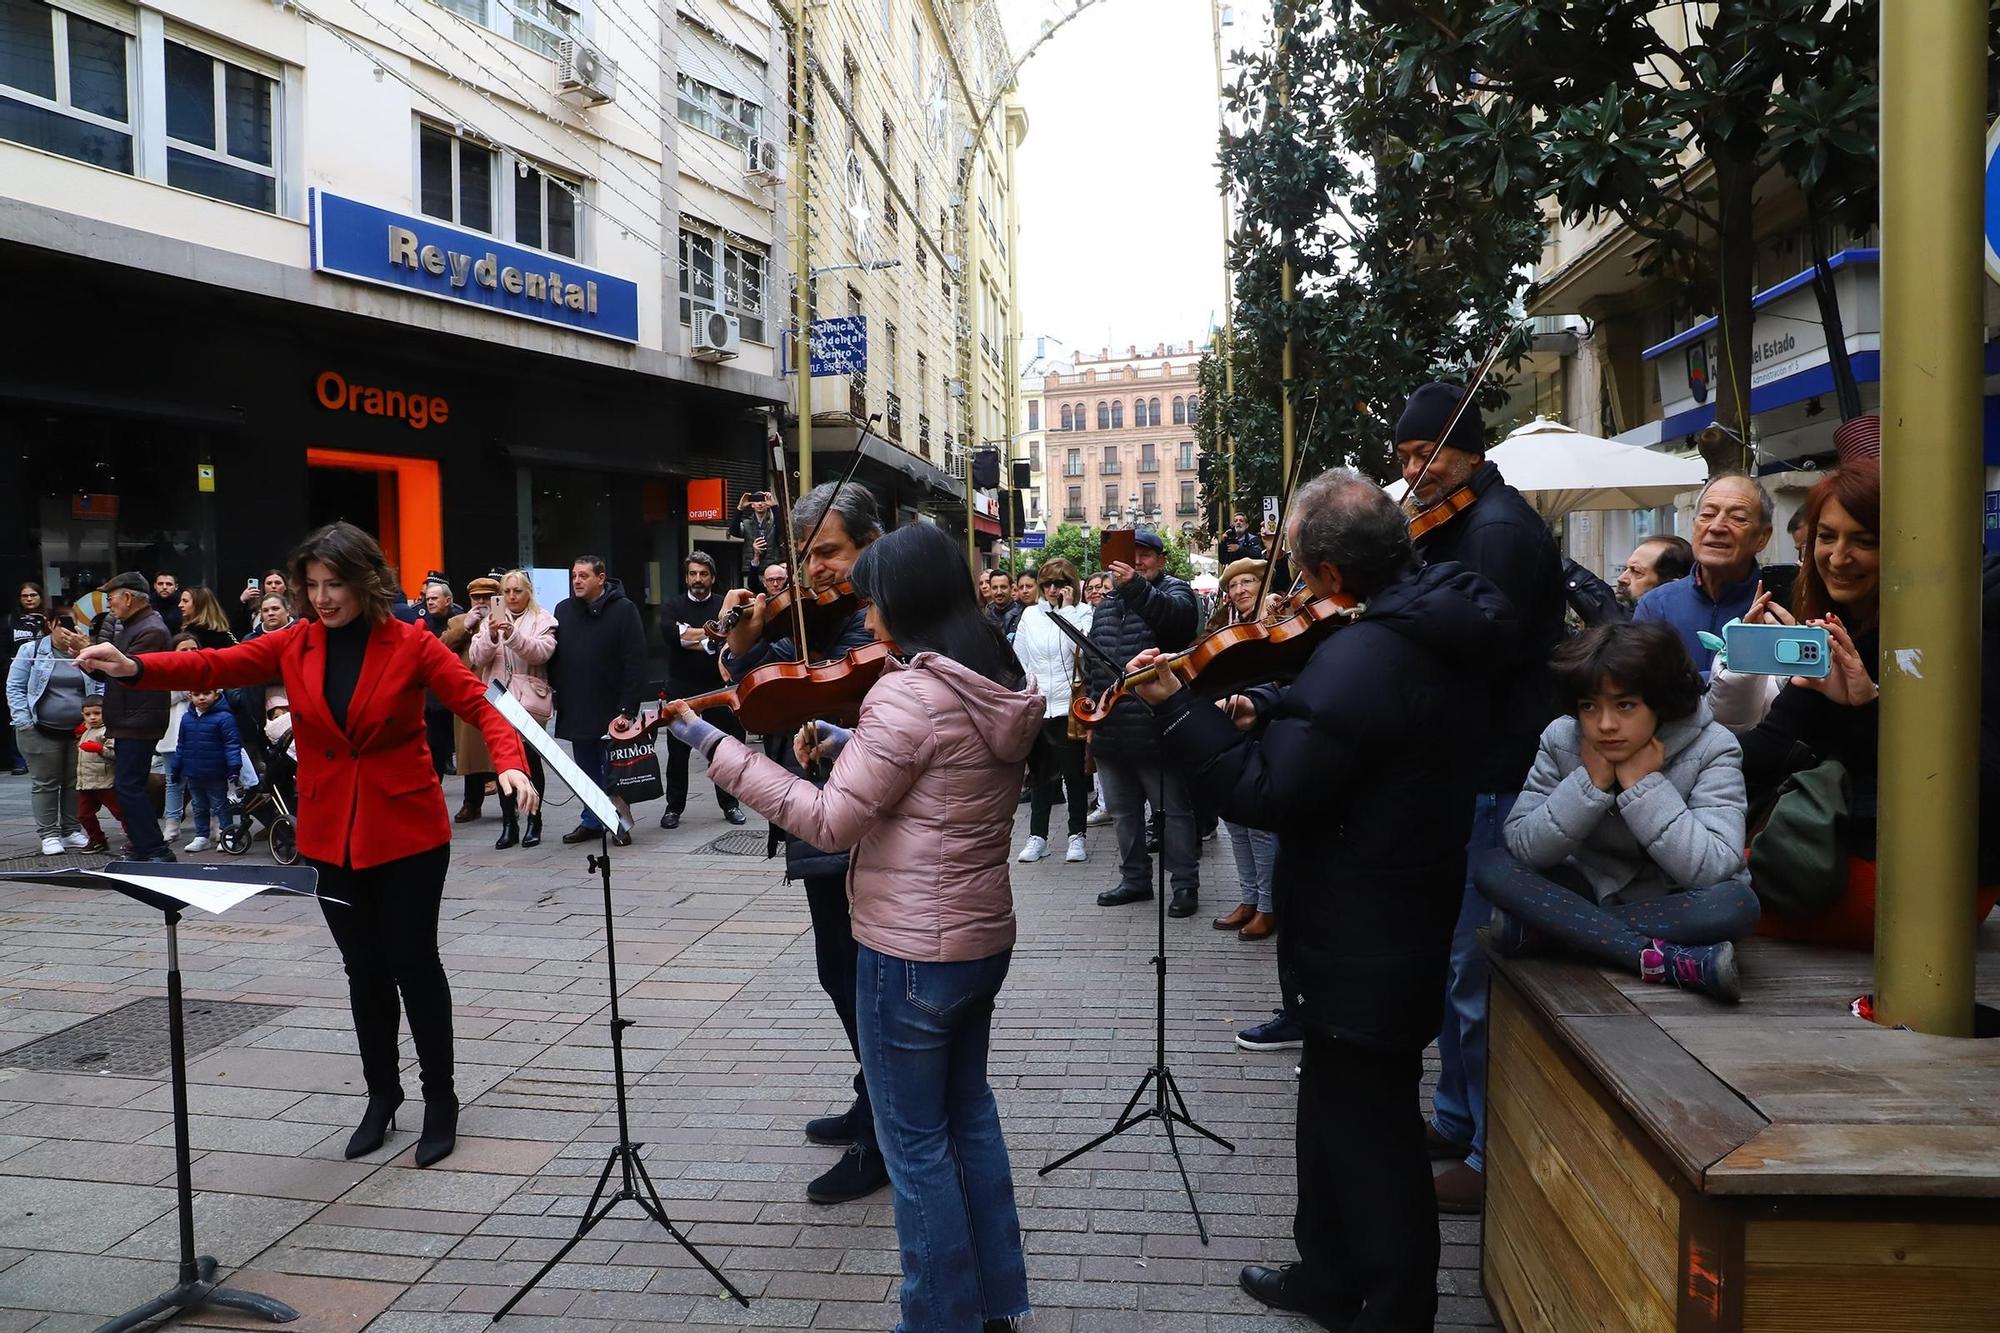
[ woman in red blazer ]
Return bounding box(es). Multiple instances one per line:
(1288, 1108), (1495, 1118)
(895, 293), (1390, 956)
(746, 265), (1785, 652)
(79, 522), (536, 1169)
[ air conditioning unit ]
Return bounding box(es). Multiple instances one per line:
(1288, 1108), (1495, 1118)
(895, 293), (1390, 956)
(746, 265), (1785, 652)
(745, 136), (783, 183)
(556, 38), (617, 106)
(691, 308), (741, 361)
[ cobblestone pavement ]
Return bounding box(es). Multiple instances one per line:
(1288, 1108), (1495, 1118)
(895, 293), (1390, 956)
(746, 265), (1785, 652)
(0, 763), (1496, 1331)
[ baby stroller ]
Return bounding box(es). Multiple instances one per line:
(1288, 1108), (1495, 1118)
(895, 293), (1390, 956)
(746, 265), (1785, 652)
(219, 712), (300, 865)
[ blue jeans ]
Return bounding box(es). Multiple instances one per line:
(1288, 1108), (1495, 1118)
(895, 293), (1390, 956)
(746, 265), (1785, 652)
(185, 777), (230, 840)
(111, 735), (164, 856)
(857, 944), (1028, 1333)
(1224, 820), (1278, 913)
(1430, 790), (1517, 1173)
(567, 737), (613, 831)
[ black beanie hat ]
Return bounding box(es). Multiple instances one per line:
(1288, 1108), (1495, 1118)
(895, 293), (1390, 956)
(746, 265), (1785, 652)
(1394, 382), (1486, 456)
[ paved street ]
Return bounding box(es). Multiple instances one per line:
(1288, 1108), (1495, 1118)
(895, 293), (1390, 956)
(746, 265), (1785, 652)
(0, 765), (1494, 1332)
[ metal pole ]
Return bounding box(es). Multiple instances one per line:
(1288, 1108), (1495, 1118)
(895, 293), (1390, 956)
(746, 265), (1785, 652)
(1873, 2), (1982, 1035)
(1276, 2), (1294, 486)
(791, 2), (813, 492)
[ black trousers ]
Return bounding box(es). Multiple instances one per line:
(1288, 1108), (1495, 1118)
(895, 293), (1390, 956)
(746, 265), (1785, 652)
(1028, 718), (1088, 840)
(1295, 1028), (1438, 1331)
(424, 708), (454, 777)
(663, 701), (745, 813)
(315, 844), (456, 1105)
(495, 748), (545, 820)
(803, 871), (875, 1149)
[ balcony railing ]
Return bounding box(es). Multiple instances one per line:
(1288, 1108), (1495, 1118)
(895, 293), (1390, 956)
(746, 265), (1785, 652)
(886, 392), (903, 443)
(1063, 464), (1084, 477)
(1137, 460), (1159, 474)
(849, 372), (867, 419)
(1098, 461), (1120, 476)
(1063, 508), (1085, 522)
(1176, 502), (1200, 516)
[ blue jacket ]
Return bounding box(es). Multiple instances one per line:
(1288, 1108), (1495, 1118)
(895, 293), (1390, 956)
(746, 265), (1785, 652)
(172, 702), (242, 784)
(1633, 567), (1763, 679)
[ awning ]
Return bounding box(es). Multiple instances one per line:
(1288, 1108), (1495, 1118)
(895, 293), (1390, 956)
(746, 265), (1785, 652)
(801, 421), (961, 500)
(973, 513), (1001, 536)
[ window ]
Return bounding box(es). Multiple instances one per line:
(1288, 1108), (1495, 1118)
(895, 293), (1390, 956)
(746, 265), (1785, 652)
(1028, 401), (1039, 430)
(164, 40), (276, 211)
(881, 117), (896, 234)
(419, 122), (495, 232)
(1142, 481), (1156, 515)
(510, 0), (579, 59)
(1059, 404), (1072, 432)
(910, 19), (922, 90)
(883, 320), (898, 391)
(1104, 485), (1119, 514)
(1066, 484), (1082, 517)
(1178, 441), (1194, 470)
(0, 0), (134, 173)
(1186, 393), (1199, 419)
(1148, 397), (1161, 426)
(1096, 402), (1109, 430)
(1140, 442), (1157, 473)
(676, 73), (761, 150)
(679, 222), (769, 342)
(1065, 448), (1081, 476)
(1110, 401), (1124, 429)
(1173, 395), (1186, 425)
(1100, 444), (1118, 475)
(1179, 479), (1196, 510)
(514, 161), (580, 257)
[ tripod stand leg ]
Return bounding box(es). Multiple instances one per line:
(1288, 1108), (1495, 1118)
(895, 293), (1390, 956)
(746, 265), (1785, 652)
(490, 1188), (621, 1323)
(630, 1147), (750, 1306)
(1038, 1068), (1157, 1176)
(1159, 1064), (1237, 1152)
(1157, 1103), (1211, 1245)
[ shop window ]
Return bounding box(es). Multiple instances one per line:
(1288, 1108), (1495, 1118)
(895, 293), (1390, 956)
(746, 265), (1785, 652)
(0, 0), (134, 174)
(418, 121), (495, 233)
(165, 40), (277, 213)
(514, 160), (580, 258)
(680, 222), (769, 343)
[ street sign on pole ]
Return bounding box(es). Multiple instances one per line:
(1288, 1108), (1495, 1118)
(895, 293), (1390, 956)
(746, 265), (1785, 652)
(809, 316), (868, 378)
(1016, 531), (1047, 549)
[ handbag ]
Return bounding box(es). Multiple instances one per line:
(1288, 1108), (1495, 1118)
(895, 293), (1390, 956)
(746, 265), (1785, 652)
(505, 670), (554, 725)
(1747, 757), (1851, 917)
(604, 734), (663, 804)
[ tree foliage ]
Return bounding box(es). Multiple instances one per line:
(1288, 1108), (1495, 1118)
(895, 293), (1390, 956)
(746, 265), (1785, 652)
(1203, 1), (1545, 516)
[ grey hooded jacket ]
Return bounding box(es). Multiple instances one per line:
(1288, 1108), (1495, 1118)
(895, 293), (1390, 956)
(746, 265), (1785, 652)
(1502, 696), (1748, 906)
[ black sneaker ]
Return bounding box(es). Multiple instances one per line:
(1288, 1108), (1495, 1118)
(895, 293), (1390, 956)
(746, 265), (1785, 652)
(807, 1143), (888, 1204)
(1236, 1009), (1305, 1051)
(805, 1101), (861, 1147)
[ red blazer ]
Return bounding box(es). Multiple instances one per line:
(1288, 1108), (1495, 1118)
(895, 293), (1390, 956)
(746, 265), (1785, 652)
(133, 617), (528, 869)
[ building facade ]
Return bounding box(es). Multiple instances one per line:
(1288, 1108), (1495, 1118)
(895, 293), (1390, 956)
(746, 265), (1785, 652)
(1036, 342), (1206, 538)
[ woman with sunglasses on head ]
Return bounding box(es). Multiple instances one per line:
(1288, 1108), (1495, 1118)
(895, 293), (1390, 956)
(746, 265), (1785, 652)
(664, 522), (1042, 1333)
(1010, 557), (1094, 866)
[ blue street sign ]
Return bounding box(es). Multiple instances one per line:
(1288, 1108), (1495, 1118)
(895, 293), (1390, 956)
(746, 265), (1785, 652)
(1016, 532), (1047, 549)
(810, 315), (868, 377)
(1985, 120), (2000, 283)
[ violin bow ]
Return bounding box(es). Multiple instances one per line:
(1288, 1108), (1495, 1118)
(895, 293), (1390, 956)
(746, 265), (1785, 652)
(765, 434), (813, 663)
(1402, 334), (1510, 514)
(1257, 389), (1325, 606)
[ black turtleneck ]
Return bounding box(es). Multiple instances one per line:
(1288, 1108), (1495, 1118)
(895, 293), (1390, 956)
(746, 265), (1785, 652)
(323, 618), (372, 731)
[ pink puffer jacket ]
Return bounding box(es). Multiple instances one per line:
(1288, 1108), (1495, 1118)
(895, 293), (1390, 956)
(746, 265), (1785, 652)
(705, 652), (1044, 962)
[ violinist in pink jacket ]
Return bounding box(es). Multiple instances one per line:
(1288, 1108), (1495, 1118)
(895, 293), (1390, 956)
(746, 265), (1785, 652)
(666, 523), (1042, 1333)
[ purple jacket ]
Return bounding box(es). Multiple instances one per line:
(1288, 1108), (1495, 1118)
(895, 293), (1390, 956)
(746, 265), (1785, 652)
(705, 653), (1043, 962)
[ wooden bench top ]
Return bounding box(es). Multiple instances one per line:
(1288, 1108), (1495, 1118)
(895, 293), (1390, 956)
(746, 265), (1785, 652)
(1490, 920), (2000, 1198)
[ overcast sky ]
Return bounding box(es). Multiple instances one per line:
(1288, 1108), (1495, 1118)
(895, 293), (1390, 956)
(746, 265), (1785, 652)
(1002, 0), (1266, 362)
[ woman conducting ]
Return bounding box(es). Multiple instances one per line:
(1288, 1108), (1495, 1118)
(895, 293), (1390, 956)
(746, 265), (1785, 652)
(77, 522), (536, 1168)
(665, 522), (1042, 1333)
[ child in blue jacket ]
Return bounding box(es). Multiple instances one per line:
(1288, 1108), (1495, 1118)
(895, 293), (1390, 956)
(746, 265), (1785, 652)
(171, 687), (241, 853)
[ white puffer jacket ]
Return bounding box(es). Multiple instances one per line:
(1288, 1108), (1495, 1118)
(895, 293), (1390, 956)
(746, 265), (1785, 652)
(1011, 601), (1092, 720)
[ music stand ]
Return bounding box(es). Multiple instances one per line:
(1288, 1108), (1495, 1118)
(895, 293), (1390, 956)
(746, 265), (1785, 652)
(0, 861), (320, 1332)
(1039, 613), (1237, 1241)
(480, 686), (746, 1317)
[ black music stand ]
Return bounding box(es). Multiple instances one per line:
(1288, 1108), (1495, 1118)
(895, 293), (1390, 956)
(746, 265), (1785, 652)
(480, 686), (746, 1318)
(1039, 613), (1236, 1240)
(0, 861), (319, 1332)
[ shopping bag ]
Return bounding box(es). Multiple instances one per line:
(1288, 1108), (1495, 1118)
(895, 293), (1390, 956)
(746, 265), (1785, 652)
(605, 735), (663, 804)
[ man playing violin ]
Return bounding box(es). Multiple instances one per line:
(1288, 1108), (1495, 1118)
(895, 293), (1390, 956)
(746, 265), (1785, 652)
(659, 551), (748, 832)
(717, 481), (889, 1207)
(1393, 382), (1564, 1214)
(1129, 468), (1515, 1332)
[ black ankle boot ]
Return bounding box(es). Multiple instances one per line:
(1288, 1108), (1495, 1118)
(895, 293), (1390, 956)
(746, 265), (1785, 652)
(345, 1090), (404, 1159)
(520, 814), (541, 848)
(414, 1097), (458, 1167)
(495, 815), (519, 850)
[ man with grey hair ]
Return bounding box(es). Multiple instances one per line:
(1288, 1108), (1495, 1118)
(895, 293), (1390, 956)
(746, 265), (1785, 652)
(1634, 471), (1774, 676)
(718, 480), (889, 1206)
(1129, 467), (1516, 1331)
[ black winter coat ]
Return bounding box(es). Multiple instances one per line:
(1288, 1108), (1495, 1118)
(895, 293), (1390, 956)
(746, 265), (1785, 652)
(1083, 569), (1200, 761)
(1414, 462), (1563, 793)
(1157, 562), (1516, 1050)
(549, 579), (647, 742)
(1561, 558), (1627, 627)
(722, 606), (874, 879)
(95, 607), (171, 739)
(1217, 528), (1266, 565)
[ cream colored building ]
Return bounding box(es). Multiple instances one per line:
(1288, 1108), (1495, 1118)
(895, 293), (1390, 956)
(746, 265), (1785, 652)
(1031, 341), (1208, 538)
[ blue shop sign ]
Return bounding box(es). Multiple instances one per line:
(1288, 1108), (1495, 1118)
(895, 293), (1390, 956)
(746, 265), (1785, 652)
(1015, 531), (1047, 549)
(809, 315), (868, 377)
(310, 190), (639, 343)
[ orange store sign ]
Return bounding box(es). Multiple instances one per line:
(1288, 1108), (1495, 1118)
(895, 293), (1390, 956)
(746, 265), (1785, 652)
(315, 370), (449, 430)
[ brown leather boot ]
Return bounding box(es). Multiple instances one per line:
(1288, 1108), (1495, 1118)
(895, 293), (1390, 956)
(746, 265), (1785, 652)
(1213, 903), (1255, 931)
(1238, 910), (1275, 941)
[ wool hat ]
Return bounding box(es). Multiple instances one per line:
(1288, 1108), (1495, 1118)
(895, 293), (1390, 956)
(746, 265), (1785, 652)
(1133, 528), (1165, 552)
(1394, 382), (1486, 456)
(1221, 558), (1269, 588)
(99, 571), (149, 596)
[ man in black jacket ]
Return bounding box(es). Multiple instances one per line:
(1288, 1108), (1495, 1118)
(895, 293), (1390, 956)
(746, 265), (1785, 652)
(1393, 381), (1564, 1214)
(550, 556), (646, 846)
(1217, 512), (1265, 565)
(1083, 528), (1203, 915)
(150, 571), (184, 635)
(1134, 469), (1514, 1332)
(659, 551), (746, 830)
(719, 481), (888, 1207)
(88, 573), (175, 860)
(730, 488), (782, 588)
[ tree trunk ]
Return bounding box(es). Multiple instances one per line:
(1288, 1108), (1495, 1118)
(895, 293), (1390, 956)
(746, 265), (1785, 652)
(1702, 151), (1759, 476)
(1805, 195), (1864, 421)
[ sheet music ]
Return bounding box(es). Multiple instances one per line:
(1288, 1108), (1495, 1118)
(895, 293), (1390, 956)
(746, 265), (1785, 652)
(88, 871), (269, 915)
(484, 683), (628, 833)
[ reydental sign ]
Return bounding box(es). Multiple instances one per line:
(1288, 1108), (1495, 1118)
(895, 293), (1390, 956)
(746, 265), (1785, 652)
(309, 190), (640, 343)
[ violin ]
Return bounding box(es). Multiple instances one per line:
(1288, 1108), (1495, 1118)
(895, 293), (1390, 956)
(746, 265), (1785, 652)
(1405, 485), (1477, 541)
(1399, 337), (1506, 541)
(705, 579), (864, 647)
(650, 641), (896, 736)
(1071, 591), (1363, 727)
